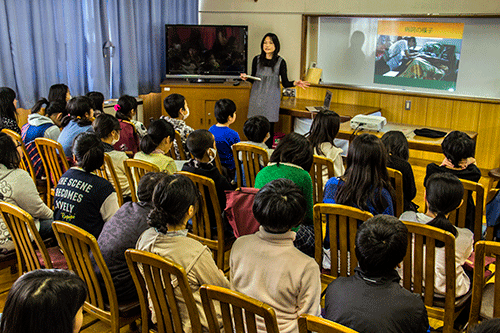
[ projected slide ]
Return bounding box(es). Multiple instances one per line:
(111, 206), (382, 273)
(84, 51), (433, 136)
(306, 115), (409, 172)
(374, 21), (464, 91)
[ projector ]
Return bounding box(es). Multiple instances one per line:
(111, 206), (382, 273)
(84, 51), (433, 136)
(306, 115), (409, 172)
(350, 115), (387, 132)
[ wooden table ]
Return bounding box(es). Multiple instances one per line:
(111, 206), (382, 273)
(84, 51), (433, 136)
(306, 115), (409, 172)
(337, 122), (478, 153)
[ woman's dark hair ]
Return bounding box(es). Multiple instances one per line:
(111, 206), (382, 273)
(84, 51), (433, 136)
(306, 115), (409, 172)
(93, 113), (121, 139)
(270, 132), (313, 171)
(0, 87), (17, 121)
(140, 119), (174, 154)
(425, 173), (463, 246)
(147, 174), (199, 233)
(186, 129), (214, 159)
(441, 131), (475, 168)
(115, 95), (137, 121)
(0, 132), (21, 169)
(0, 269), (87, 333)
(72, 132), (104, 173)
(306, 110), (340, 156)
(48, 84), (69, 102)
(243, 116), (270, 143)
(259, 33), (281, 69)
(86, 91), (105, 113)
(61, 96), (93, 128)
(30, 98), (66, 118)
(381, 131), (409, 161)
(253, 178), (306, 233)
(335, 134), (393, 213)
(163, 93), (185, 118)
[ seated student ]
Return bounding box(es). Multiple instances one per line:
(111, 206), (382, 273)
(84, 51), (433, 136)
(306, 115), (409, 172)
(58, 96), (94, 159)
(382, 130), (417, 211)
(230, 179), (321, 333)
(136, 174), (229, 332)
(400, 173), (473, 297)
(306, 110), (345, 181)
(162, 93), (194, 159)
(241, 115), (274, 157)
(0, 87), (20, 134)
(54, 133), (119, 239)
(97, 172), (167, 303)
(0, 269), (87, 333)
(113, 95), (140, 154)
(86, 91), (105, 117)
(324, 215), (429, 333)
(254, 133), (315, 256)
(209, 98), (240, 180)
(48, 83), (71, 103)
(134, 119), (177, 174)
(22, 99), (66, 178)
(424, 130), (481, 232)
(92, 113), (131, 200)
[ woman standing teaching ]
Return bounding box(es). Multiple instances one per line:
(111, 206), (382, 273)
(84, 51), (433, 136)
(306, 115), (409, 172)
(241, 33), (309, 145)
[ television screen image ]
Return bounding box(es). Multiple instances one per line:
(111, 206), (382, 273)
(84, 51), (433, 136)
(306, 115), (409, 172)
(166, 25), (248, 78)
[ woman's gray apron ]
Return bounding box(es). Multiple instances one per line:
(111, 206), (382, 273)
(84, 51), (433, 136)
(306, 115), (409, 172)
(247, 57), (283, 123)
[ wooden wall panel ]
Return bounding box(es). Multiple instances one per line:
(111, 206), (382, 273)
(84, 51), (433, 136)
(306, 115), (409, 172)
(337, 90), (380, 107)
(139, 93), (162, 127)
(296, 85), (337, 102)
(450, 101), (480, 133)
(426, 98), (453, 129)
(379, 93), (404, 123)
(401, 96), (427, 126)
(476, 103), (500, 170)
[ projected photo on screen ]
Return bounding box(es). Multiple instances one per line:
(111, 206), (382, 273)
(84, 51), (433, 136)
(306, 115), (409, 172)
(373, 21), (464, 91)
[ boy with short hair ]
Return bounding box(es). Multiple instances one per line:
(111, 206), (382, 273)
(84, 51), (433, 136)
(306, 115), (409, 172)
(230, 178), (321, 333)
(324, 215), (429, 333)
(162, 93), (194, 159)
(241, 115), (273, 157)
(209, 99), (240, 180)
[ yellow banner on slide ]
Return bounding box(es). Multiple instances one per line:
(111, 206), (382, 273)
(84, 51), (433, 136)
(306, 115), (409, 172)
(377, 21), (464, 39)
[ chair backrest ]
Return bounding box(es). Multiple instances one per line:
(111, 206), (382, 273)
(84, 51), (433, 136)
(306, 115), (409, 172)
(232, 143), (269, 188)
(167, 131), (187, 160)
(2, 128), (36, 183)
(448, 179), (484, 243)
(400, 221), (456, 333)
(200, 284), (280, 333)
(485, 188), (499, 241)
(123, 159), (160, 202)
(309, 155), (335, 204)
(176, 171), (226, 269)
(52, 221), (119, 323)
(298, 314), (359, 333)
(313, 204), (373, 279)
(125, 249), (202, 333)
(468, 241), (500, 326)
(0, 202), (53, 275)
(95, 153), (124, 206)
(387, 167), (404, 217)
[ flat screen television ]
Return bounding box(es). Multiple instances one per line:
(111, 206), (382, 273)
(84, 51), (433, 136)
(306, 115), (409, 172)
(165, 24), (248, 81)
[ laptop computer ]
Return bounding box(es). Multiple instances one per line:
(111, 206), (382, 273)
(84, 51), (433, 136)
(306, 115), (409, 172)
(306, 90), (333, 112)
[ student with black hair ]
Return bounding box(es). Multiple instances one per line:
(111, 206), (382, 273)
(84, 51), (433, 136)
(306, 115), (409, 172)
(324, 215), (429, 333)
(400, 172), (473, 297)
(0, 87), (20, 134)
(113, 95), (140, 154)
(22, 99), (66, 178)
(134, 118), (177, 174)
(254, 132), (315, 256)
(93, 113), (131, 198)
(230, 179), (321, 333)
(98, 172), (168, 302)
(0, 269), (87, 333)
(48, 83), (71, 102)
(54, 132), (119, 239)
(136, 174), (229, 332)
(424, 130), (481, 231)
(57, 96), (94, 158)
(86, 91), (105, 117)
(162, 93), (194, 159)
(382, 130), (417, 211)
(241, 115), (273, 157)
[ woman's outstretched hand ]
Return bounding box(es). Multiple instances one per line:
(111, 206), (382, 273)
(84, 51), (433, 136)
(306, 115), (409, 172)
(240, 73), (248, 81)
(294, 80), (310, 89)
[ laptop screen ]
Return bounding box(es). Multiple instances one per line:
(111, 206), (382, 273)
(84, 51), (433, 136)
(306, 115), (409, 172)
(323, 90), (333, 109)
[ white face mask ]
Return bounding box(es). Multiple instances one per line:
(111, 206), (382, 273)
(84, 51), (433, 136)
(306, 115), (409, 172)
(183, 107), (190, 120)
(208, 147), (217, 163)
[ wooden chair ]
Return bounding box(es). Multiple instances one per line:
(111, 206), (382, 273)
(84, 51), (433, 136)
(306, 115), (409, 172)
(401, 221), (467, 333)
(310, 155), (335, 204)
(313, 204), (373, 289)
(0, 202), (66, 276)
(95, 153), (124, 206)
(35, 138), (70, 206)
(167, 130), (187, 160)
(468, 241), (500, 327)
(2, 128), (36, 183)
(52, 221), (140, 333)
(200, 284), (280, 333)
(232, 142), (269, 188)
(485, 188), (499, 241)
(123, 159), (160, 202)
(125, 249), (202, 333)
(176, 171), (233, 271)
(387, 167), (404, 217)
(298, 314), (359, 333)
